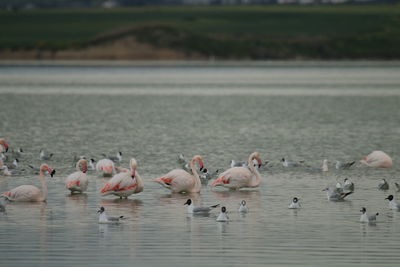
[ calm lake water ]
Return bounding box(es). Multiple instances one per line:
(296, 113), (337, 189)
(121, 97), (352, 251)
(0, 61), (400, 266)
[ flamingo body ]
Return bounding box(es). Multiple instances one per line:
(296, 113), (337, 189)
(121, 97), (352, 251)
(212, 167), (254, 189)
(2, 164), (55, 202)
(3, 185), (43, 202)
(212, 152), (262, 190)
(154, 155), (204, 193)
(100, 158), (143, 198)
(360, 151), (392, 168)
(66, 172), (88, 193)
(96, 159), (115, 176)
(154, 169), (198, 193)
(66, 159), (89, 193)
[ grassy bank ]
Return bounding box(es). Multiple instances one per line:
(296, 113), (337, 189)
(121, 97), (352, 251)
(1, 5), (400, 59)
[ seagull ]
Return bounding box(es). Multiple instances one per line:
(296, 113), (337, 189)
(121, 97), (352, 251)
(378, 179), (389, 190)
(106, 152), (122, 163)
(40, 150), (53, 160)
(89, 158), (96, 170)
(199, 168), (220, 185)
(28, 164), (40, 174)
(184, 199), (219, 214)
(230, 160), (247, 168)
(288, 197), (301, 209)
(385, 195), (400, 210)
(1, 166), (25, 176)
(360, 207), (379, 223)
(395, 182), (400, 192)
(343, 178), (355, 193)
(0, 196), (10, 213)
(336, 160), (356, 170)
(177, 154), (186, 165)
(238, 200), (249, 213)
(282, 158), (302, 167)
(7, 158), (19, 169)
(97, 207), (125, 224)
(323, 187), (353, 201)
(11, 148), (24, 158)
(216, 206), (229, 222)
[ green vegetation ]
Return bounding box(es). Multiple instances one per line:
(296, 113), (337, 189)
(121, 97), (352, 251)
(1, 5), (400, 59)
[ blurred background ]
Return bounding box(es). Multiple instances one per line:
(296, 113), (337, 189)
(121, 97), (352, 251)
(0, 0), (399, 60)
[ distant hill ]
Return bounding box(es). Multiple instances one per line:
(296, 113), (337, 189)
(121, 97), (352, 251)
(1, 5), (400, 60)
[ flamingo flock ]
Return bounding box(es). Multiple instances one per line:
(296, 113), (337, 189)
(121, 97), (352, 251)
(0, 137), (397, 225)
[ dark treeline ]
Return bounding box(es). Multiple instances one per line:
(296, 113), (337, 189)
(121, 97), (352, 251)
(1, 0), (400, 9)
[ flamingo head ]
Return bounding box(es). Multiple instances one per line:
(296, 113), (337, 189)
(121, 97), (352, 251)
(79, 159), (88, 173)
(130, 158), (137, 178)
(192, 155), (204, 171)
(252, 152), (262, 168)
(40, 164), (56, 177)
(0, 139), (8, 152)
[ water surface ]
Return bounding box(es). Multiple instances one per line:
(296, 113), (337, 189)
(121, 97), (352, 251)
(0, 61), (400, 266)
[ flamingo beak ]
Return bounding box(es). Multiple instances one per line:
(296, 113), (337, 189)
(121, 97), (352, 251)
(49, 168), (56, 177)
(257, 158), (262, 168)
(82, 164), (88, 173)
(199, 160), (204, 172)
(4, 143), (8, 152)
(131, 168), (136, 178)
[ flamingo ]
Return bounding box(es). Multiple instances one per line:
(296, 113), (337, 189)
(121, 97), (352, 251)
(0, 138), (9, 153)
(211, 152), (262, 190)
(65, 159), (89, 194)
(1, 164), (55, 202)
(100, 158), (143, 199)
(360, 151), (392, 168)
(96, 158), (115, 177)
(153, 155), (204, 193)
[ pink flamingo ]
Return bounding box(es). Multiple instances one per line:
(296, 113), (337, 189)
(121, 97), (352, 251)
(360, 151), (393, 168)
(211, 152), (262, 190)
(96, 158), (115, 177)
(100, 158), (143, 199)
(2, 164), (55, 202)
(153, 155), (204, 193)
(65, 159), (89, 193)
(0, 138), (9, 152)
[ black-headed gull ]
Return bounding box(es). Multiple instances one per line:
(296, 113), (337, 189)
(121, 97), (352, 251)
(216, 206), (229, 222)
(338, 178), (354, 193)
(395, 182), (400, 192)
(378, 179), (389, 190)
(39, 150), (53, 160)
(97, 207), (125, 224)
(0, 196), (10, 213)
(184, 199), (219, 214)
(385, 195), (400, 210)
(199, 168), (220, 185)
(282, 158), (303, 167)
(336, 160), (356, 170)
(288, 197), (301, 209)
(323, 187), (353, 201)
(360, 207), (379, 223)
(105, 152), (122, 163)
(238, 200), (249, 213)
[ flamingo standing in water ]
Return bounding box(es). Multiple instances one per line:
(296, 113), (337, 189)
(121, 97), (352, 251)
(153, 155), (204, 193)
(96, 158), (115, 177)
(360, 151), (392, 168)
(1, 164), (55, 202)
(0, 139), (9, 153)
(100, 158), (143, 198)
(65, 159), (89, 194)
(211, 152), (263, 190)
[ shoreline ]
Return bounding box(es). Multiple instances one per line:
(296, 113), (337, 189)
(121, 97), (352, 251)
(2, 59), (400, 67)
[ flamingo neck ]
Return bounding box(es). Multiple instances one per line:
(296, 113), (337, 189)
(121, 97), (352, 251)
(39, 169), (48, 201)
(190, 159), (201, 192)
(247, 155), (261, 187)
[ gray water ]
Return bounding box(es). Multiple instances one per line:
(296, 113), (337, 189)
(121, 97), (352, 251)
(0, 61), (400, 266)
